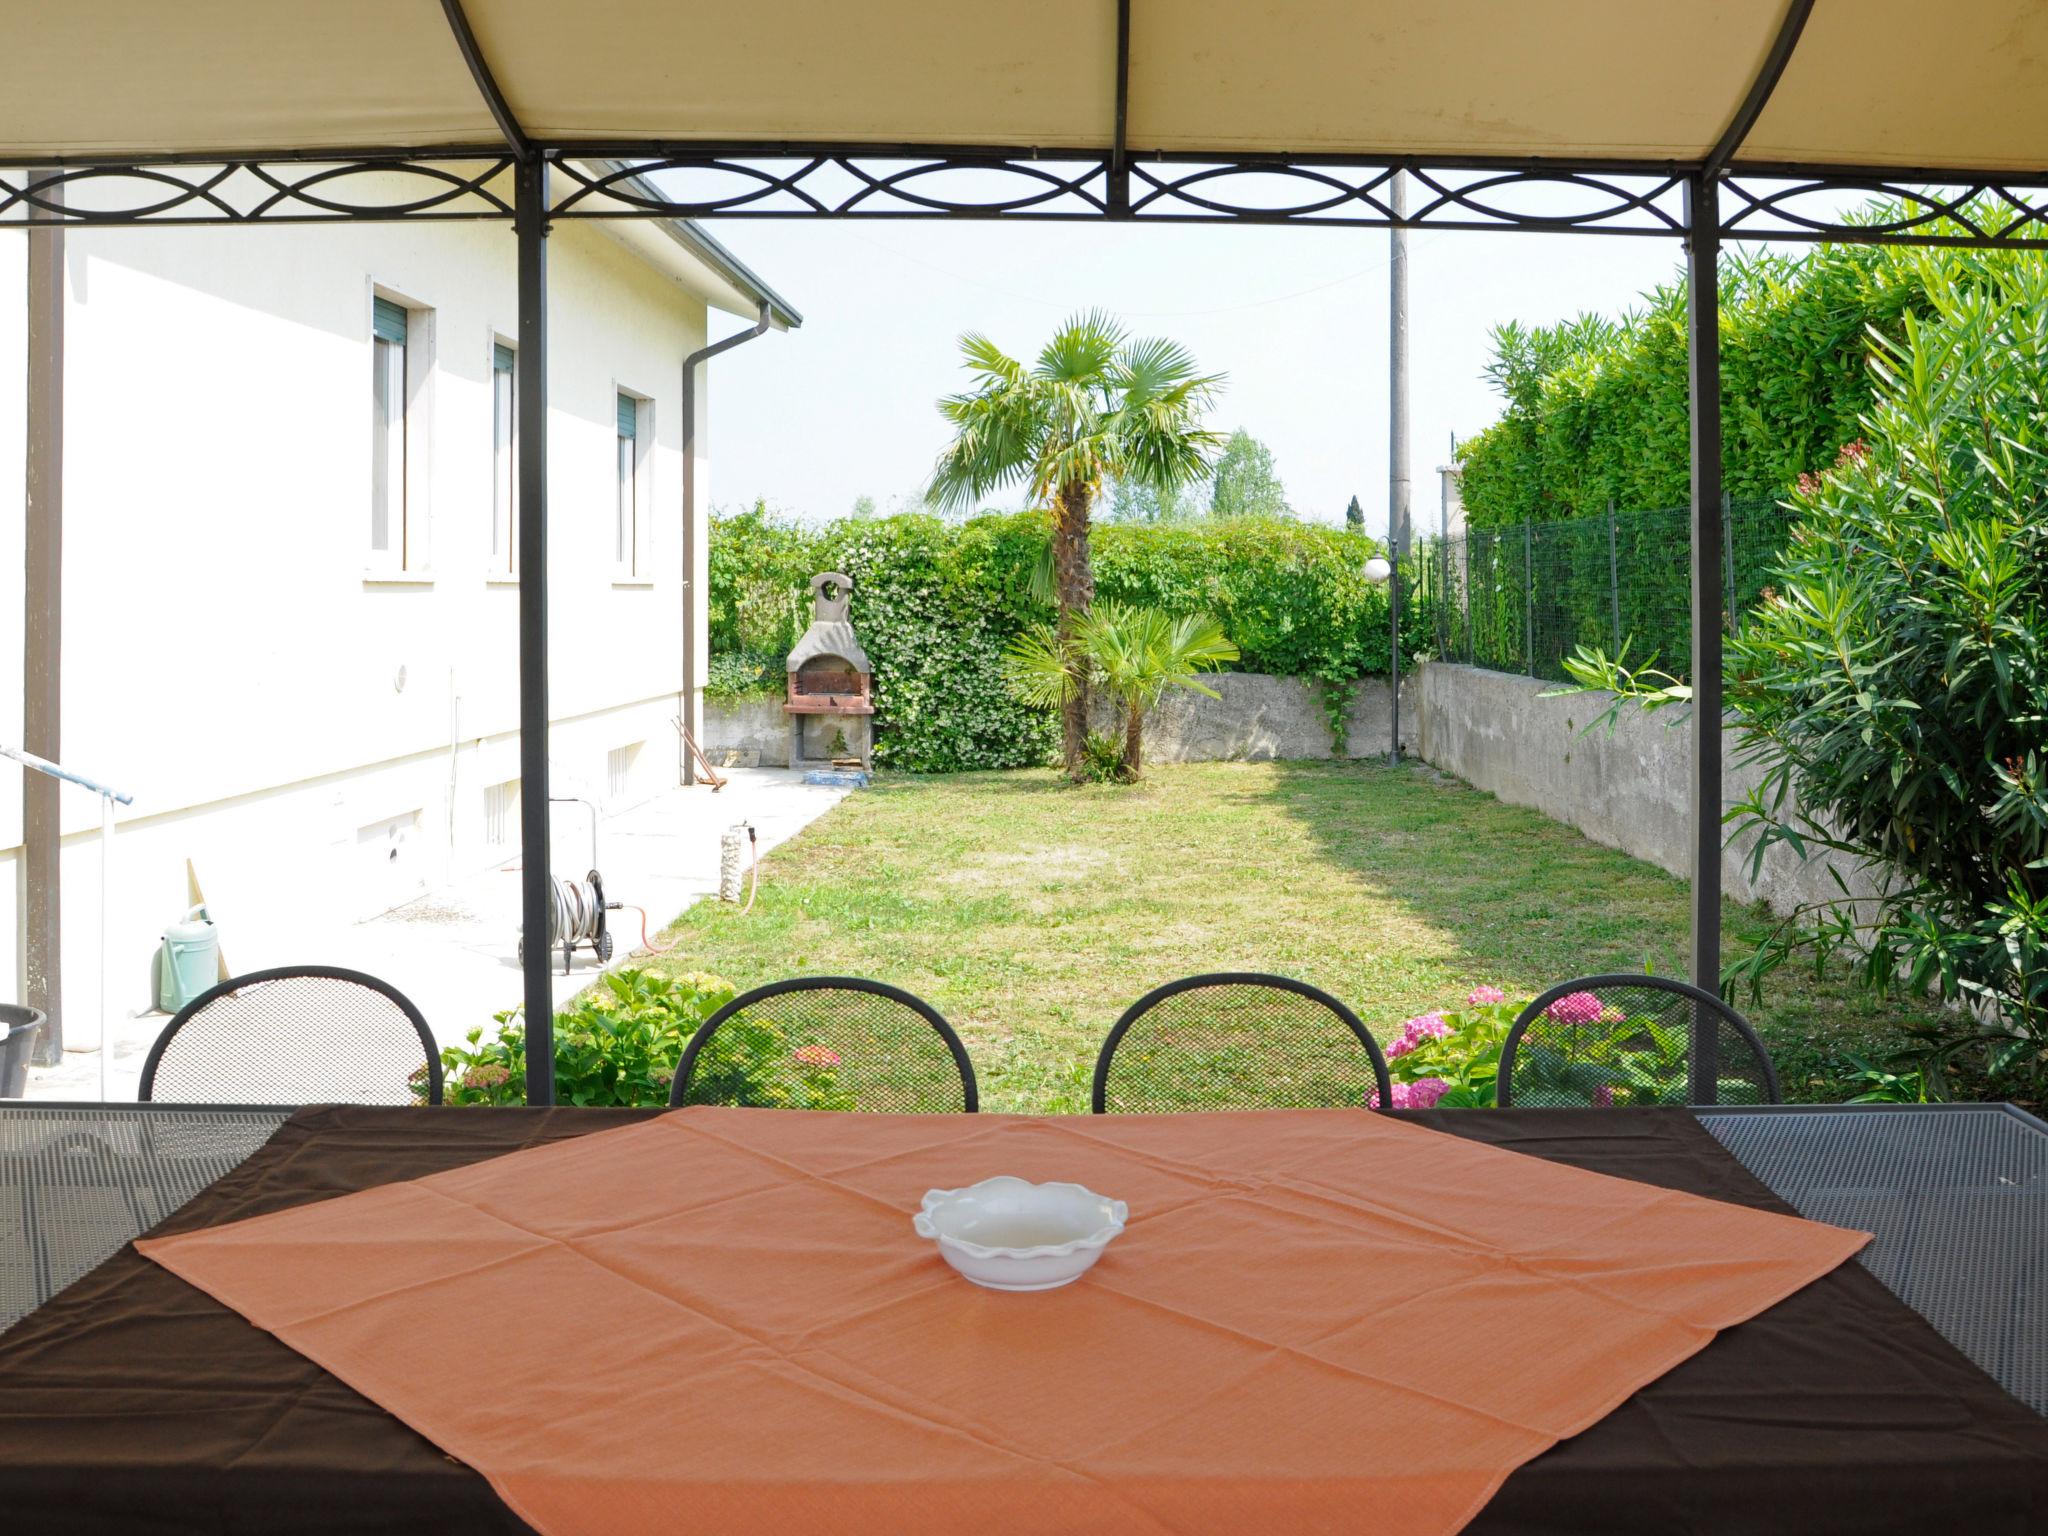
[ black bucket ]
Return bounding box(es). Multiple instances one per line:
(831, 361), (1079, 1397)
(1, 1004), (45, 1098)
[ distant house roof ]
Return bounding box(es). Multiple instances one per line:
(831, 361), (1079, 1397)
(595, 162), (801, 331)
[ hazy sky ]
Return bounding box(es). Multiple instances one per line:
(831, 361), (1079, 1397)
(699, 216), (1688, 539)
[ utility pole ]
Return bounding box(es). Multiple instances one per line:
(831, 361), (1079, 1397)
(1387, 170), (1410, 764)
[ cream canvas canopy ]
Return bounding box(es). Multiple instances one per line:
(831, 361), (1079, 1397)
(9, 0), (2046, 1103)
(5, 0), (2047, 176)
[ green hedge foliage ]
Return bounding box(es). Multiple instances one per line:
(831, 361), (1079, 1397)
(709, 504), (1432, 772)
(1454, 237), (2033, 527)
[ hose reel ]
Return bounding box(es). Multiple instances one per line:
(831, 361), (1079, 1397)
(511, 796), (688, 975)
(516, 868), (614, 975)
(515, 797), (622, 976)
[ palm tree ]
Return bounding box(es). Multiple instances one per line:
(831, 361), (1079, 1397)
(926, 312), (1224, 781)
(1006, 602), (1238, 781)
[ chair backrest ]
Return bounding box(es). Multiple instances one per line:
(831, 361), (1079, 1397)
(139, 966), (443, 1106)
(669, 977), (977, 1112)
(1092, 972), (1392, 1114)
(1496, 974), (1782, 1107)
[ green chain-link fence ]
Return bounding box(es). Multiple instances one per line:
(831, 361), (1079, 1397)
(1426, 499), (1794, 683)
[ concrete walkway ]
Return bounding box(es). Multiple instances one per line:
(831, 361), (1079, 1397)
(26, 768), (852, 1102)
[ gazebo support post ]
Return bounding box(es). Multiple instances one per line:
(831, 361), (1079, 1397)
(515, 157), (555, 1106)
(22, 175), (64, 1063)
(1684, 171), (1723, 1104)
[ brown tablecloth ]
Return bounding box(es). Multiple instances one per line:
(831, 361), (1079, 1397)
(1, 1107), (2044, 1534)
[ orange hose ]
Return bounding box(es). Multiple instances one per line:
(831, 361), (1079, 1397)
(619, 905), (677, 955)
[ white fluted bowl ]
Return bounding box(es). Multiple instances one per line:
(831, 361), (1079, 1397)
(912, 1177), (1128, 1292)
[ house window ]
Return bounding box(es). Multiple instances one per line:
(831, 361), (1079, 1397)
(371, 299), (408, 560)
(371, 295), (430, 570)
(615, 392), (650, 577)
(483, 777), (521, 850)
(492, 342), (516, 574)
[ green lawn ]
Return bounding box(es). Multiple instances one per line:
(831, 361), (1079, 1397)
(652, 760), (1945, 1113)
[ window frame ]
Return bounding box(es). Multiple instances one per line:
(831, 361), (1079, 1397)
(368, 289), (433, 576)
(492, 339), (517, 577)
(614, 389), (652, 581)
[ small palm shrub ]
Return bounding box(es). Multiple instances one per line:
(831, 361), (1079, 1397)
(1004, 601), (1238, 780)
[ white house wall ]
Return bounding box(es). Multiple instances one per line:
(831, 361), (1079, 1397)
(0, 214), (718, 1037)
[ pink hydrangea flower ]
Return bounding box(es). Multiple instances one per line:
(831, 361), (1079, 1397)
(1402, 1077), (1452, 1110)
(792, 1044), (842, 1069)
(1368, 1077), (1452, 1110)
(1591, 1084), (1615, 1108)
(1385, 1010), (1452, 1060)
(1545, 991), (1605, 1025)
(1465, 985), (1506, 1006)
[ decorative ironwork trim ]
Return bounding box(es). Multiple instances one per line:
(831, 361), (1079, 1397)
(6, 142), (2048, 248)
(0, 156), (515, 225)
(1718, 175), (2048, 248)
(1127, 160), (1688, 233)
(549, 152), (1690, 234)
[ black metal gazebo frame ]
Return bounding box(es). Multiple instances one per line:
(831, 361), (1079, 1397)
(8, 0), (2047, 1103)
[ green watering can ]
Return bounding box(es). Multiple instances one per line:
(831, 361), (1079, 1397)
(157, 904), (219, 1014)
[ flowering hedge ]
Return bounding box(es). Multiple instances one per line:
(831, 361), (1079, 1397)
(710, 503), (1433, 772)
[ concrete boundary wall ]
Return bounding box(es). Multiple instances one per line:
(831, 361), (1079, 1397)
(1413, 662), (1876, 917)
(704, 673), (1419, 769)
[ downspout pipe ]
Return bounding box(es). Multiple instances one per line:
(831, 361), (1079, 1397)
(680, 299), (774, 784)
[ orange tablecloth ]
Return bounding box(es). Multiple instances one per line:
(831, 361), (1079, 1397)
(139, 1107), (1868, 1536)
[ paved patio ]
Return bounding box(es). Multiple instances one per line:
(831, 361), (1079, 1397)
(26, 768), (853, 1102)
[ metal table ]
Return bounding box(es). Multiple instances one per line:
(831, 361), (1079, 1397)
(1700, 1101), (2048, 1415)
(1, 1101), (291, 1332)
(4, 1100), (2044, 1417)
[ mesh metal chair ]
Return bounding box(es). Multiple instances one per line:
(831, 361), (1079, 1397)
(1092, 972), (1392, 1114)
(139, 966), (443, 1106)
(669, 977), (977, 1112)
(1497, 974), (1782, 1108)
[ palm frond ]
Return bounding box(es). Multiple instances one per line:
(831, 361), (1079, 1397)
(1036, 310), (1125, 387)
(1117, 335), (1224, 408)
(1025, 535), (1058, 607)
(957, 332), (1025, 388)
(1002, 623), (1084, 711)
(926, 364), (1050, 511)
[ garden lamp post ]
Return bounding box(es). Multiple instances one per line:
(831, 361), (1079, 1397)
(1363, 554), (1399, 763)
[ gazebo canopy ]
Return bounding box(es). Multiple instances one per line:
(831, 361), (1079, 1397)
(6, 0), (2045, 176)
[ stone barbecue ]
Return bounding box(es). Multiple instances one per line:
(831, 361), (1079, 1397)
(784, 571), (872, 767)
